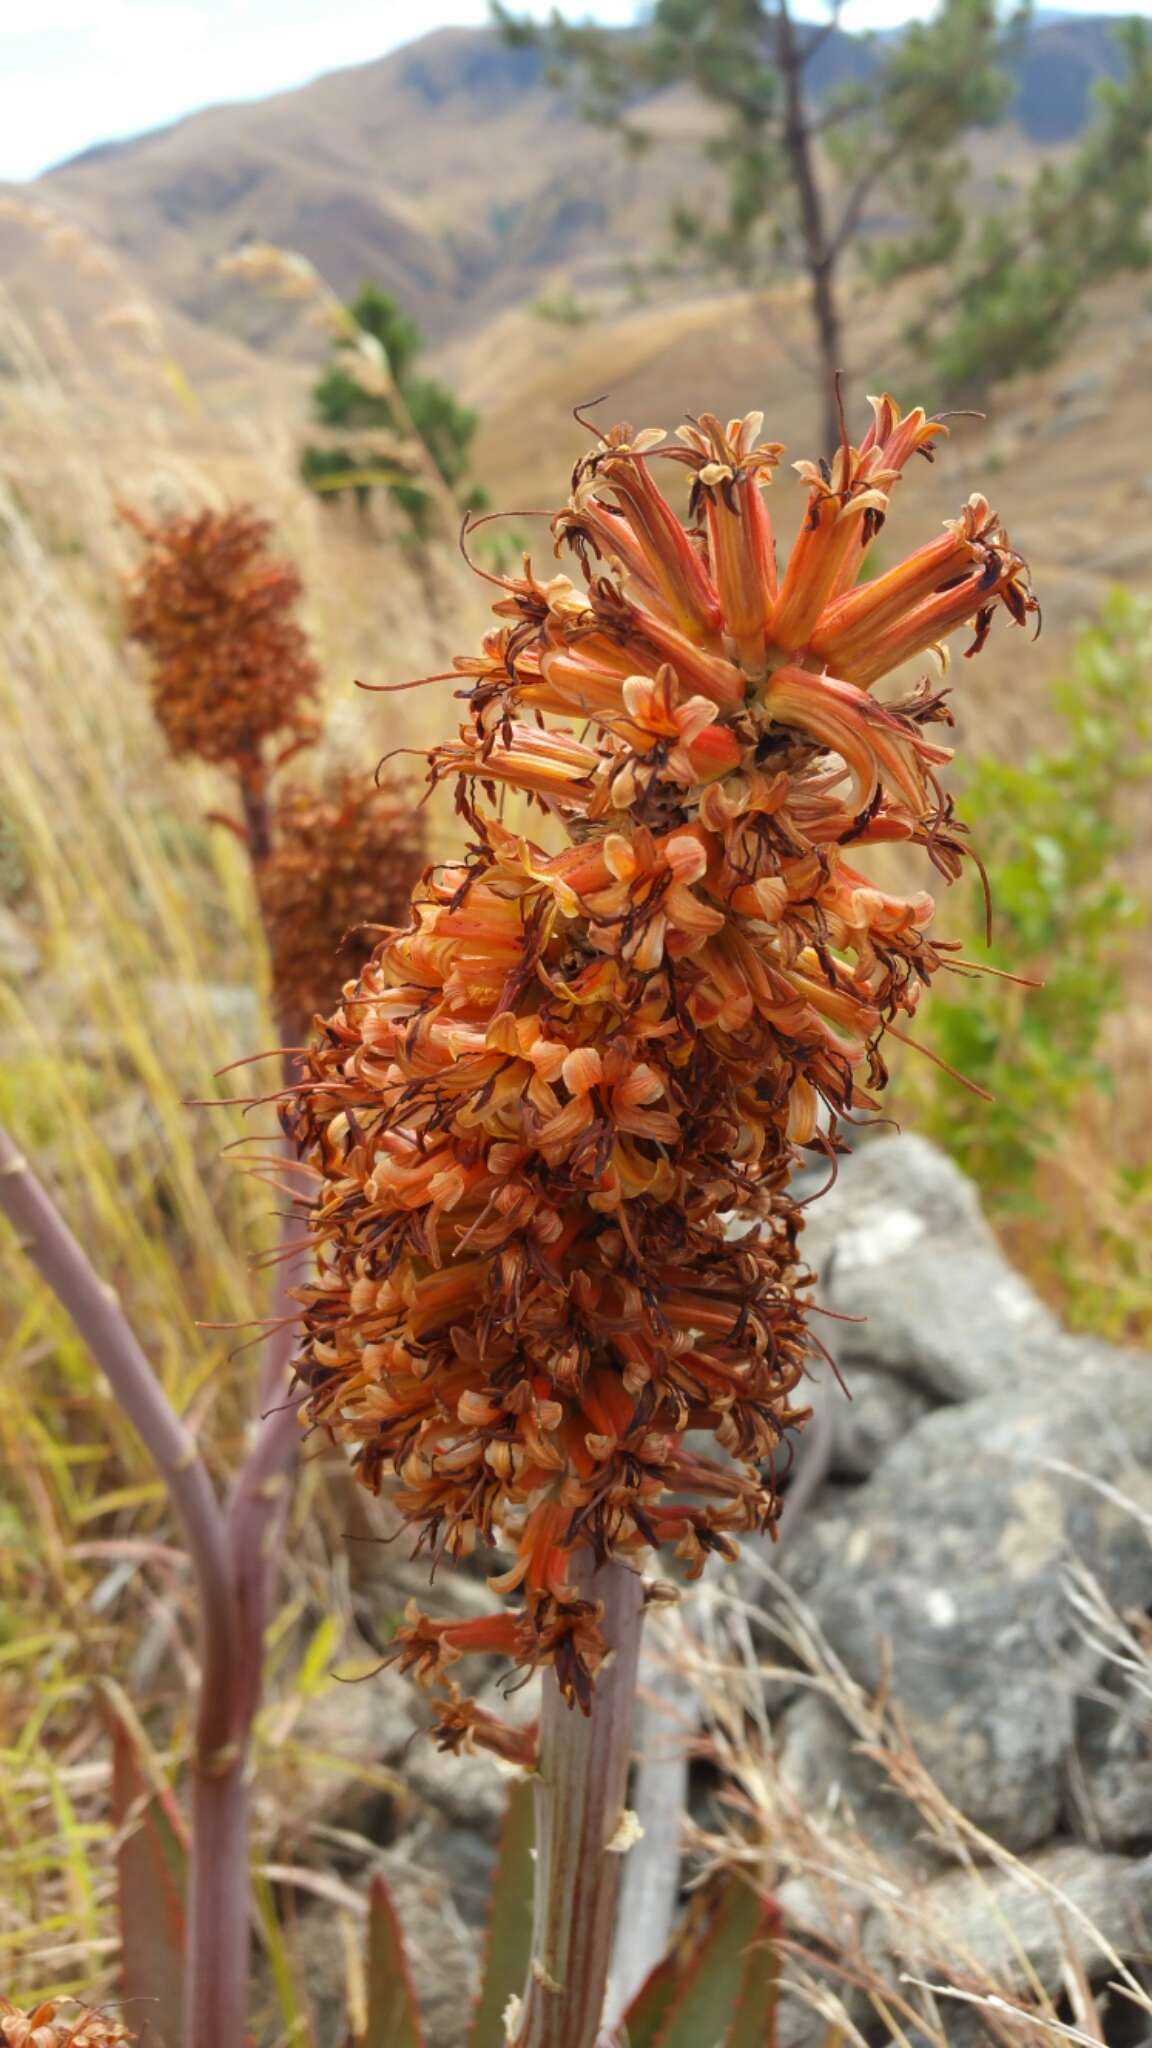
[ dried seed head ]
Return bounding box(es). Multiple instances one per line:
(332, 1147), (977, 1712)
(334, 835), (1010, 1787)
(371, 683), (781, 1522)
(285, 392), (1036, 1719)
(122, 504), (320, 773)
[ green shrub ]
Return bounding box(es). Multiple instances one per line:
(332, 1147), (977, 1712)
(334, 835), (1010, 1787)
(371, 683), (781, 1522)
(914, 590), (1152, 1200)
(302, 283), (480, 530)
(899, 591), (1152, 1334)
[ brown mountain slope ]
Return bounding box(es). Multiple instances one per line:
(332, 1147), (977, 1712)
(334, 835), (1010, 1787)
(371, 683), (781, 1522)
(35, 29), (710, 362)
(22, 17), (1136, 377)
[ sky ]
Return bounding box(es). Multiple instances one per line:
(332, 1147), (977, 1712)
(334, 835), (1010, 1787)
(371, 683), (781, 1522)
(0, 0), (1145, 185)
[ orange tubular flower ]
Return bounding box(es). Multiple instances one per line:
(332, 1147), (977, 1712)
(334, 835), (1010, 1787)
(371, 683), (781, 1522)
(285, 394), (1036, 1719)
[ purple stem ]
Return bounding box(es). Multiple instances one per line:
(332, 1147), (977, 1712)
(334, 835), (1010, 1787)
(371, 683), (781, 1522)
(186, 1274), (303, 2047)
(513, 1554), (645, 2048)
(0, 1120), (247, 2047)
(186, 1765), (250, 2048)
(224, 1224), (309, 1734)
(203, 1070), (308, 2022)
(238, 767), (273, 868)
(0, 1123), (238, 1756)
(208, 1066), (308, 2016)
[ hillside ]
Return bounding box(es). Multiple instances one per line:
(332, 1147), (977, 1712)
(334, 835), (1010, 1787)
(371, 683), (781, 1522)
(1, 15), (1134, 379)
(1, 9), (1148, 747)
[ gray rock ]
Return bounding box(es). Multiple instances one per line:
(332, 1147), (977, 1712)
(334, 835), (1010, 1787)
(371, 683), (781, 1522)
(267, 1664), (417, 1846)
(1056, 366), (1109, 406)
(822, 1363), (934, 1479)
(1047, 401), (1110, 437)
(369, 1845), (478, 2048)
(771, 1831), (1152, 2046)
(775, 1691), (935, 1873)
(405, 1739), (509, 1832)
(867, 1841), (1152, 2007)
(782, 1353), (1152, 1851)
(802, 1136), (1061, 1401)
(1087, 531), (1152, 579)
(271, 1844), (477, 2048)
(1069, 1668), (1152, 1850)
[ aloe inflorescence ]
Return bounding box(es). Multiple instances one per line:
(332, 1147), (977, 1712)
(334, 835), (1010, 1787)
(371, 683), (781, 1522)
(122, 504), (321, 778)
(284, 394), (1036, 1756)
(122, 503), (425, 1043)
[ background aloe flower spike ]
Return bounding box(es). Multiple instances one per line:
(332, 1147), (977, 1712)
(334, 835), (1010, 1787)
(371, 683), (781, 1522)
(122, 504), (321, 778)
(286, 392), (1037, 1758)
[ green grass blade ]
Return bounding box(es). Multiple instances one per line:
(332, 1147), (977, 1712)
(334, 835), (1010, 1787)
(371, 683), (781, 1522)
(252, 1869), (310, 2045)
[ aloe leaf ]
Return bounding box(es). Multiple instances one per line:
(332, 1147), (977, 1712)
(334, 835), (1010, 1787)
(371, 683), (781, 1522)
(647, 1878), (779, 2048)
(365, 1872), (427, 2048)
(100, 1679), (187, 2048)
(725, 1895), (781, 2048)
(468, 1775), (536, 2047)
(617, 1941), (691, 2048)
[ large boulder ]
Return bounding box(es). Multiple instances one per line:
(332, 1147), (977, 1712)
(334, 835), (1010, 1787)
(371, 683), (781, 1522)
(800, 1134), (1062, 1402)
(1068, 1663), (1152, 1851)
(760, 1135), (1152, 2042)
(821, 1361), (933, 1480)
(784, 1294), (1152, 1850)
(261, 1137), (1152, 2046)
(863, 1841), (1152, 2048)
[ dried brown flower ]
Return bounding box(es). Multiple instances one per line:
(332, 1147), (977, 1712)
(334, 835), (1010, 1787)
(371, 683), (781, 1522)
(283, 394), (1037, 1734)
(258, 767), (427, 1040)
(122, 504), (320, 774)
(0, 2002), (132, 2048)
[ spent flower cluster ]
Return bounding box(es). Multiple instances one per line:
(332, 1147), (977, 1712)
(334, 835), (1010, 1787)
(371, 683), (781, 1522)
(259, 769), (428, 1040)
(285, 394), (1036, 1753)
(122, 503), (425, 1040)
(0, 2005), (131, 2048)
(122, 504), (320, 774)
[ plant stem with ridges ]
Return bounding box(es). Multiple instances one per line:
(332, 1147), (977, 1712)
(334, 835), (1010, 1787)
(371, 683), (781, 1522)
(513, 1553), (645, 2048)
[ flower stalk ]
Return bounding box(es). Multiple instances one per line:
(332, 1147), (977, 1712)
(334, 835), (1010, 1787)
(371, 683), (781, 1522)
(110, 495), (428, 2039)
(513, 1555), (645, 2048)
(283, 389), (1036, 2037)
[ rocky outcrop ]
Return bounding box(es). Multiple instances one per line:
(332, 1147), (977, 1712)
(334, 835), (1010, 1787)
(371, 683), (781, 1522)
(798, 1134), (1062, 1406)
(770, 1135), (1152, 2040)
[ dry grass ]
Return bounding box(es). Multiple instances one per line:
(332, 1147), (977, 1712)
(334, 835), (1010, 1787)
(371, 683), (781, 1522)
(0, 277), (478, 2011)
(650, 1543), (1152, 2048)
